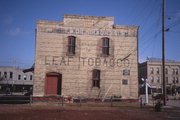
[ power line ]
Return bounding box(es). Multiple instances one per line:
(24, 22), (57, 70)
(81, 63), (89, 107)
(168, 30), (180, 33)
(139, 30), (161, 56)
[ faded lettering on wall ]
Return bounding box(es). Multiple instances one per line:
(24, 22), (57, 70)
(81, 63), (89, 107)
(39, 27), (136, 37)
(44, 56), (130, 67)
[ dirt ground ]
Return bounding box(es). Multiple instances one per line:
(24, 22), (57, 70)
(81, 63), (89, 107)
(0, 104), (180, 120)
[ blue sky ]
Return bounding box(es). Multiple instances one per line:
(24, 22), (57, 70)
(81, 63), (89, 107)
(0, 0), (180, 68)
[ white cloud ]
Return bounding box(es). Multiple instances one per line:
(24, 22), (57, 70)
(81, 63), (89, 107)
(8, 27), (21, 36)
(176, 10), (180, 18)
(1, 16), (14, 25)
(8, 27), (31, 36)
(4, 16), (14, 25)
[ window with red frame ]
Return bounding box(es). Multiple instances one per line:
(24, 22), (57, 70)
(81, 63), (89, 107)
(92, 69), (100, 88)
(67, 36), (76, 55)
(102, 38), (109, 56)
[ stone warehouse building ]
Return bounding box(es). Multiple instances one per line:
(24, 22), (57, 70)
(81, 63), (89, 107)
(34, 15), (139, 99)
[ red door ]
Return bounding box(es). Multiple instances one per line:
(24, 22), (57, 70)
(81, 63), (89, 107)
(45, 73), (61, 95)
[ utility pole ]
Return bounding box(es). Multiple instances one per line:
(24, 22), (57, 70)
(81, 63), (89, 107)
(162, 0), (166, 106)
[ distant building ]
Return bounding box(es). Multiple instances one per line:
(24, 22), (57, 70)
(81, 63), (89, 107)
(0, 66), (33, 93)
(34, 14), (139, 99)
(139, 58), (180, 93)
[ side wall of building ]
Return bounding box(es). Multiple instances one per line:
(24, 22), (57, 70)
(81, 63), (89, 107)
(34, 15), (138, 99)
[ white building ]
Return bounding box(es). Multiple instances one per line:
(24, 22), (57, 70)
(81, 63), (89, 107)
(0, 66), (33, 93)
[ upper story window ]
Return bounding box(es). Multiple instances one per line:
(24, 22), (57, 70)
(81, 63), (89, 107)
(30, 75), (33, 80)
(4, 72), (7, 78)
(176, 77), (179, 84)
(173, 77), (176, 84)
(150, 68), (154, 74)
(18, 75), (21, 80)
(165, 68), (168, 74)
(156, 68), (160, 74)
(166, 77), (168, 83)
(24, 75), (27, 80)
(102, 37), (109, 56)
(151, 76), (154, 83)
(10, 72), (13, 79)
(92, 69), (100, 88)
(175, 68), (178, 75)
(67, 36), (76, 55)
(172, 68), (175, 75)
(157, 77), (160, 83)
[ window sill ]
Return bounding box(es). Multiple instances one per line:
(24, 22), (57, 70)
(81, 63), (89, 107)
(66, 53), (75, 56)
(92, 86), (100, 89)
(100, 54), (109, 57)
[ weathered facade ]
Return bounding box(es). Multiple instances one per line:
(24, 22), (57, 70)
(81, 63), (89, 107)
(34, 15), (139, 99)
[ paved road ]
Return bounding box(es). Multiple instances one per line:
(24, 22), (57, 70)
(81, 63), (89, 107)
(0, 105), (180, 120)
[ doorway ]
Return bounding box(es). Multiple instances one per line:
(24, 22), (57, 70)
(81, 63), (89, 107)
(45, 72), (62, 95)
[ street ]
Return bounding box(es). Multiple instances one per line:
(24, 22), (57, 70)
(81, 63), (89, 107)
(0, 104), (180, 120)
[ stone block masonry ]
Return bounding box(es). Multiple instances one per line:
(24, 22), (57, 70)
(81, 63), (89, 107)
(34, 14), (139, 99)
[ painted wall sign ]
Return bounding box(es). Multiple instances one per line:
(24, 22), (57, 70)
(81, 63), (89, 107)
(39, 27), (136, 37)
(44, 56), (130, 67)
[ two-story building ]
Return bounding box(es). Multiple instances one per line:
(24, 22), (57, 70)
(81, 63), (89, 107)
(0, 66), (33, 93)
(33, 14), (139, 99)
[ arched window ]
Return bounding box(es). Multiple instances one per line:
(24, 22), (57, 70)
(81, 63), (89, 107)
(92, 69), (100, 88)
(67, 36), (76, 55)
(102, 37), (109, 56)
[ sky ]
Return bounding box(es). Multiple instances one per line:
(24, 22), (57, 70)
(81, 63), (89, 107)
(0, 0), (180, 68)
